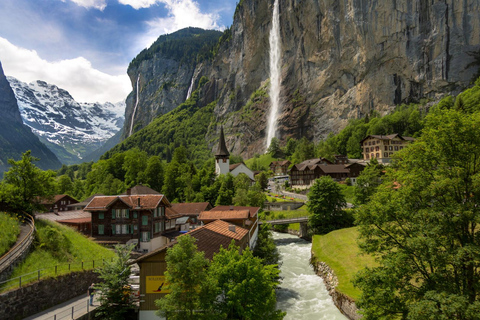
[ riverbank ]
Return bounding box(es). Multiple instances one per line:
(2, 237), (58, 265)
(310, 227), (376, 320)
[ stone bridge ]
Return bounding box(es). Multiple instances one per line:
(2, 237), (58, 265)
(260, 216), (309, 238)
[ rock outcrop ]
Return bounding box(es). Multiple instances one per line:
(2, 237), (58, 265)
(122, 0), (480, 158)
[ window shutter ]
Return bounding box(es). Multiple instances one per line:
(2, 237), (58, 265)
(112, 225), (115, 235)
(112, 209), (116, 219)
(126, 209), (129, 218)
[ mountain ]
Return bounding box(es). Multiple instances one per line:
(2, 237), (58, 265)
(0, 62), (61, 172)
(117, 0), (480, 159)
(7, 77), (125, 165)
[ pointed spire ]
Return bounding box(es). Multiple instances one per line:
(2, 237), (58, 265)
(215, 126), (230, 157)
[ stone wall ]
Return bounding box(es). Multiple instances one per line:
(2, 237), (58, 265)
(0, 270), (99, 320)
(311, 257), (362, 320)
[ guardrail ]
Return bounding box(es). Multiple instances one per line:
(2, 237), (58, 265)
(261, 216), (309, 225)
(0, 213), (35, 278)
(0, 257), (114, 292)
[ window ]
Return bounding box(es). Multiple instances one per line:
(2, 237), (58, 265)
(142, 215), (148, 226)
(400, 146), (403, 150)
(389, 146), (393, 151)
(98, 225), (104, 235)
(133, 211), (137, 218)
(394, 146), (398, 151)
(371, 153), (374, 159)
(365, 147), (369, 152)
(384, 146), (388, 151)
(134, 225), (138, 231)
(161, 207), (165, 216)
(116, 224), (122, 235)
(122, 224), (128, 234)
(112, 209), (116, 219)
(366, 154), (370, 159)
(384, 153), (388, 157)
(141, 232), (150, 242)
(112, 224), (116, 235)
(375, 146), (379, 151)
(376, 153), (379, 158)
(99, 213), (104, 219)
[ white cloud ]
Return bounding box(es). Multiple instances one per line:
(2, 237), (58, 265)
(0, 37), (131, 103)
(134, 0), (223, 51)
(64, 0), (107, 10)
(118, 0), (161, 9)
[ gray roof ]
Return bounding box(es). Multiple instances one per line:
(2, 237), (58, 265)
(215, 126), (230, 157)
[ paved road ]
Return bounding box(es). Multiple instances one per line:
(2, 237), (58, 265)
(23, 294), (98, 320)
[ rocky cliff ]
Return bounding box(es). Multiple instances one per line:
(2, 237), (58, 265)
(0, 62), (61, 172)
(122, 0), (480, 158)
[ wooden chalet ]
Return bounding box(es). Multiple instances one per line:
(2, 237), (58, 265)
(39, 194), (79, 213)
(269, 160), (291, 176)
(199, 205), (259, 248)
(84, 192), (181, 253)
(134, 220), (249, 320)
(171, 202), (212, 226)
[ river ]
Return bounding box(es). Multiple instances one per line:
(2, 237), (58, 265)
(274, 232), (348, 320)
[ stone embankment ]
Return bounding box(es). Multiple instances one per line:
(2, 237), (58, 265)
(311, 257), (362, 320)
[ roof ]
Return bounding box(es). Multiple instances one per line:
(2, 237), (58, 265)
(318, 164), (350, 174)
(57, 217), (91, 224)
(215, 126), (230, 157)
(39, 194), (78, 205)
(176, 216), (190, 224)
(37, 210), (90, 222)
(270, 160), (291, 166)
(67, 193), (104, 208)
(199, 209), (250, 221)
(133, 220), (249, 263)
(210, 205), (260, 218)
(122, 185), (160, 195)
(292, 158), (333, 171)
(166, 207), (182, 219)
(84, 194), (168, 211)
(360, 134), (415, 144)
(171, 202), (212, 216)
(229, 163), (242, 171)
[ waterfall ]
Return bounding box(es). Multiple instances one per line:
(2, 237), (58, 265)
(186, 75), (195, 100)
(266, 0), (281, 151)
(128, 75), (140, 137)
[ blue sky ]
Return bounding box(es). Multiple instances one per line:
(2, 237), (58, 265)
(0, 0), (237, 103)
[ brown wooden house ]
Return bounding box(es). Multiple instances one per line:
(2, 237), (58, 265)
(39, 194), (79, 213)
(84, 194), (181, 252)
(170, 202), (212, 226)
(133, 219), (249, 320)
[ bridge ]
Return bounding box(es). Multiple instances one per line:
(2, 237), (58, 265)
(260, 216), (309, 238)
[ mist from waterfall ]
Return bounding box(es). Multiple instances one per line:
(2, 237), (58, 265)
(266, 0), (281, 151)
(128, 75), (140, 137)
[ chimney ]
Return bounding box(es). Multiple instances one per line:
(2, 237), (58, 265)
(228, 224), (236, 233)
(229, 205), (233, 210)
(126, 188), (131, 195)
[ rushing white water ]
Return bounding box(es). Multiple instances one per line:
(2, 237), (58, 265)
(274, 232), (348, 320)
(266, 0), (282, 150)
(128, 75), (140, 137)
(186, 75), (195, 100)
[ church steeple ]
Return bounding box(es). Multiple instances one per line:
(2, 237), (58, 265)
(215, 126), (230, 175)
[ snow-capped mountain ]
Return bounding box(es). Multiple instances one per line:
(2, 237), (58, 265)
(7, 77), (125, 164)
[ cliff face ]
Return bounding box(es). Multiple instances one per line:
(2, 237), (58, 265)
(0, 62), (61, 172)
(123, 0), (480, 158)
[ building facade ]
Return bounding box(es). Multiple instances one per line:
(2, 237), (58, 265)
(361, 134), (414, 163)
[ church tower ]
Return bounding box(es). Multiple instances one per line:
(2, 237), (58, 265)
(215, 126), (230, 176)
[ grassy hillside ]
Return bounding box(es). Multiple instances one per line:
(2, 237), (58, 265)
(0, 212), (20, 256)
(3, 220), (115, 290)
(312, 227), (376, 300)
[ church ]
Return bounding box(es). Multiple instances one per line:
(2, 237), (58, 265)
(215, 126), (255, 181)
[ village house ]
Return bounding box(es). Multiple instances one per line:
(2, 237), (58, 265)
(360, 133), (415, 163)
(269, 160), (291, 176)
(66, 194), (103, 211)
(133, 219), (249, 320)
(37, 209), (92, 235)
(84, 189), (181, 253)
(170, 202), (212, 227)
(39, 194), (79, 213)
(215, 126), (255, 180)
(199, 205), (259, 248)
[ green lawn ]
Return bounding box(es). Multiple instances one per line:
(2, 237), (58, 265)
(244, 153), (278, 170)
(2, 220), (116, 291)
(0, 212), (20, 257)
(311, 227), (376, 300)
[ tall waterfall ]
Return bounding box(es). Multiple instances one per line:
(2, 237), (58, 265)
(266, 0), (281, 151)
(128, 75), (140, 137)
(186, 75), (195, 100)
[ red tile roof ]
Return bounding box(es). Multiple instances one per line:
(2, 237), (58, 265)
(210, 205), (260, 218)
(198, 209), (250, 221)
(202, 219), (248, 240)
(84, 194), (168, 211)
(171, 202), (212, 216)
(57, 217), (91, 224)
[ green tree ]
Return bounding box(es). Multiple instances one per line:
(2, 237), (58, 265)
(95, 244), (136, 320)
(2, 151), (57, 214)
(354, 109), (480, 319)
(155, 235), (214, 320)
(353, 158), (384, 205)
(292, 137), (315, 164)
(208, 242), (285, 319)
(144, 156), (164, 192)
(255, 171), (269, 190)
(253, 223), (280, 266)
(122, 148), (148, 187)
(57, 174), (74, 195)
(267, 137), (282, 158)
(283, 137), (297, 158)
(307, 176), (350, 234)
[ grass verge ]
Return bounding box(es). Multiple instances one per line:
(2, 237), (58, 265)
(0, 212), (20, 257)
(2, 219), (116, 291)
(311, 227), (376, 300)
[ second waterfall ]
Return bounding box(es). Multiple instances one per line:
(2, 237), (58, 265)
(266, 0), (281, 150)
